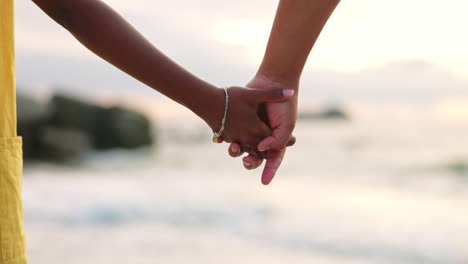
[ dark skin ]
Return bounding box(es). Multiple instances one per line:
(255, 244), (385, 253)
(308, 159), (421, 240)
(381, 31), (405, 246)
(31, 0), (295, 152)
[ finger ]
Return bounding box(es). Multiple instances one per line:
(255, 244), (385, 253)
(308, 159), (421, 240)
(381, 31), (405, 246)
(242, 122), (272, 152)
(257, 103), (268, 124)
(229, 142), (245, 157)
(286, 135), (296, 147)
(242, 155), (263, 170)
(259, 135), (294, 151)
(242, 144), (253, 153)
(252, 88), (295, 103)
(254, 121), (273, 139)
(248, 148), (267, 160)
(261, 148), (286, 185)
(251, 157), (264, 169)
(258, 124), (294, 151)
(233, 122), (270, 160)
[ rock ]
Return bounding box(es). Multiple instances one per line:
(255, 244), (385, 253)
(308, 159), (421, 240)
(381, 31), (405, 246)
(38, 127), (92, 161)
(16, 94), (52, 123)
(446, 161), (468, 177)
(49, 94), (153, 150)
(298, 106), (349, 121)
(49, 94), (104, 132)
(16, 94), (53, 159)
(92, 106), (153, 149)
(17, 92), (154, 162)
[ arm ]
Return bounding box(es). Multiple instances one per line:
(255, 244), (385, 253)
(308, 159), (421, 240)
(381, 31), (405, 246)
(31, 0), (294, 147)
(230, 0), (340, 185)
(257, 0), (340, 87)
(257, 0), (341, 149)
(32, 0), (222, 127)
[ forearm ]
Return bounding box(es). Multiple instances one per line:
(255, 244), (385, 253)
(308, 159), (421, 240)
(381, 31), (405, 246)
(32, 0), (223, 128)
(258, 0), (340, 87)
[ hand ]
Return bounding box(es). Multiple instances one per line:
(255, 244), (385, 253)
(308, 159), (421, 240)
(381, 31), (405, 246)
(207, 86), (294, 149)
(228, 74), (298, 185)
(228, 134), (296, 184)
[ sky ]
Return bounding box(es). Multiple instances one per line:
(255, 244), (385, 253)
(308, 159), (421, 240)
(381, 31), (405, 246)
(14, 0), (468, 117)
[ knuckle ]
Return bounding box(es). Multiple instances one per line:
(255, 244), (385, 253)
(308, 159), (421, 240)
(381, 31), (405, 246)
(222, 135), (233, 143)
(246, 137), (260, 149)
(274, 89), (283, 98)
(255, 123), (271, 136)
(284, 122), (295, 131)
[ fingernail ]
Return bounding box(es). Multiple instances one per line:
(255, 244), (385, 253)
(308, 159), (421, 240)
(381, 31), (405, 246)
(232, 145), (239, 154)
(243, 161), (251, 167)
(258, 146), (270, 152)
(283, 89), (295, 97)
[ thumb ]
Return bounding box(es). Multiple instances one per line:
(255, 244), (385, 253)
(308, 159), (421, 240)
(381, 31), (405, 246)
(253, 88), (295, 103)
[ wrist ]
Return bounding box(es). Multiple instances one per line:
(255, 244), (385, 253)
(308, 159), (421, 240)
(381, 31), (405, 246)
(255, 66), (300, 88)
(249, 71), (299, 91)
(190, 85), (225, 132)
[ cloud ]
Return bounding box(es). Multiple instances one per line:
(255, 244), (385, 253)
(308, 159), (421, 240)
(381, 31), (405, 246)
(16, 0), (468, 107)
(17, 47), (468, 106)
(18, 0), (468, 77)
(301, 60), (468, 104)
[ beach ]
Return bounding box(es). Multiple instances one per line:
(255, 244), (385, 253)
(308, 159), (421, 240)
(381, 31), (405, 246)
(22, 111), (468, 264)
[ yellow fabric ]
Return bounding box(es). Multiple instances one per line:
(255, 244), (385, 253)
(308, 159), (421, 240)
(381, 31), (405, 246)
(1, 0), (27, 263)
(0, 138), (25, 264)
(1, 0), (16, 137)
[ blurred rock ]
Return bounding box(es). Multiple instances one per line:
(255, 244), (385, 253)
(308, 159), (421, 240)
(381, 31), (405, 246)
(446, 160), (468, 177)
(49, 94), (153, 150)
(16, 94), (52, 123)
(17, 94), (53, 159)
(93, 106), (153, 149)
(49, 94), (103, 132)
(17, 92), (154, 162)
(38, 127), (92, 161)
(298, 106), (349, 121)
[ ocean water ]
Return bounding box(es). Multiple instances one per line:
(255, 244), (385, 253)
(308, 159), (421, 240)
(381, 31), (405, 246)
(23, 112), (468, 264)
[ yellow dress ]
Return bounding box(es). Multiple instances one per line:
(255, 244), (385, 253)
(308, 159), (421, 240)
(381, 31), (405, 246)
(0, 0), (27, 263)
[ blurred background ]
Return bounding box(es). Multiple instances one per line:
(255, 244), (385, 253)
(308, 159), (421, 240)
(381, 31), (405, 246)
(15, 0), (468, 263)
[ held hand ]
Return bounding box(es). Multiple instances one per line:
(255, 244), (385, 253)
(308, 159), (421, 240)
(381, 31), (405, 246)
(228, 74), (299, 185)
(207, 86), (294, 149)
(229, 136), (296, 184)
(250, 75), (298, 152)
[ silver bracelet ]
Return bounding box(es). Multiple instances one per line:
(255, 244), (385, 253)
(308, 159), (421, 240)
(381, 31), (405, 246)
(212, 87), (229, 143)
